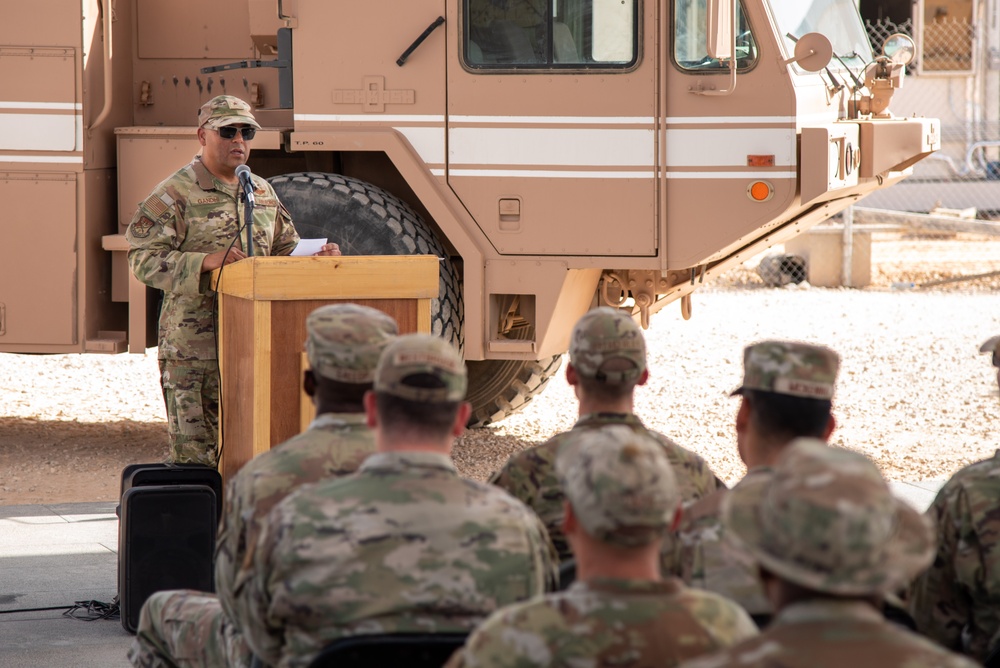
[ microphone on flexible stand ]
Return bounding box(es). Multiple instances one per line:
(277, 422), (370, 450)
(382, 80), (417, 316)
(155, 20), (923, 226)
(235, 164), (255, 257)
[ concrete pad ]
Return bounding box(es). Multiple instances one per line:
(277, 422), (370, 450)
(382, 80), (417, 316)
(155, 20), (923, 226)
(0, 503), (131, 667)
(890, 479), (945, 513)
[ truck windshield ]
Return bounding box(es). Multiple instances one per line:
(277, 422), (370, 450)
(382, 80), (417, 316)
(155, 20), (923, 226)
(767, 0), (872, 70)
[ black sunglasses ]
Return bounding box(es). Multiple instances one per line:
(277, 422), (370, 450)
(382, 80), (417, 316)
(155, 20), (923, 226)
(217, 126), (257, 141)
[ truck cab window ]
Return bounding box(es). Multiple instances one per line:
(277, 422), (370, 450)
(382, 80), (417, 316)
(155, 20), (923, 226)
(465, 0), (638, 69)
(673, 0), (758, 71)
(770, 0), (871, 70)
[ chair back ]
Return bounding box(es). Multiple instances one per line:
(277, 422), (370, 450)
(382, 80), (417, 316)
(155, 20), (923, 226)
(307, 632), (469, 668)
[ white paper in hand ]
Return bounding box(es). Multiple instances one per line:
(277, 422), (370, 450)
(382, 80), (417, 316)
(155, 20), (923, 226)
(291, 238), (328, 256)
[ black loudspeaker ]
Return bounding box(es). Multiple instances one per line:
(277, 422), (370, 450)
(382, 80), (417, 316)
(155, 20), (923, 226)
(119, 463), (224, 522)
(118, 467), (220, 634)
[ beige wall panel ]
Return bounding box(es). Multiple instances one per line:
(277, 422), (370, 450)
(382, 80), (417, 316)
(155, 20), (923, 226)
(130, 64), (283, 128)
(2, 0), (81, 47)
(0, 49), (78, 152)
(0, 174), (77, 346)
(446, 0), (656, 257)
(0, 48), (77, 106)
(131, 0), (276, 127)
(665, 178), (797, 267)
(293, 0), (447, 119)
(136, 0), (253, 59)
(453, 176), (656, 255)
(116, 132), (201, 229)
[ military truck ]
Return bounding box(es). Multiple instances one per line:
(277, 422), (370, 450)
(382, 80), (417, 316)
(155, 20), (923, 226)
(0, 0), (938, 425)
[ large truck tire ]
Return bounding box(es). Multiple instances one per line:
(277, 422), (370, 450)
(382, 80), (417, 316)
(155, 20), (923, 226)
(269, 172), (462, 345)
(466, 341), (564, 427)
(268, 172), (561, 427)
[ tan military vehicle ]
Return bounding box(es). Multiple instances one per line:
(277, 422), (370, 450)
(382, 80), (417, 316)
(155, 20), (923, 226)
(0, 0), (938, 425)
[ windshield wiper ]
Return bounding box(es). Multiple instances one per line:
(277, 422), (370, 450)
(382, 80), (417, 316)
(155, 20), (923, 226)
(786, 33), (863, 92)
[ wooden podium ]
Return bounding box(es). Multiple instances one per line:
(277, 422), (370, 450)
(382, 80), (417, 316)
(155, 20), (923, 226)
(211, 255), (439, 484)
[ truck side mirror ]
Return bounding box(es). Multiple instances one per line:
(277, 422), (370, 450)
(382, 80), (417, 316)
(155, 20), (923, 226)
(706, 0), (734, 60)
(882, 33), (915, 66)
(782, 32), (833, 72)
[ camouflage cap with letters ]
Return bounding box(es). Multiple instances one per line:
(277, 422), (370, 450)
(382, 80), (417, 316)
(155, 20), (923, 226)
(305, 304), (398, 384)
(569, 307), (646, 383)
(197, 95), (261, 130)
(980, 335), (1000, 367)
(722, 438), (935, 596)
(374, 333), (467, 402)
(731, 340), (840, 400)
(556, 424), (680, 547)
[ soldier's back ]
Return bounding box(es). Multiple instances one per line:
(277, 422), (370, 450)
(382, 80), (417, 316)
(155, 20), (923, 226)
(910, 450), (1000, 661)
(666, 474), (770, 619)
(245, 451), (553, 666)
(215, 414), (374, 614)
(491, 412), (723, 561)
(678, 600), (980, 668)
(447, 576), (757, 668)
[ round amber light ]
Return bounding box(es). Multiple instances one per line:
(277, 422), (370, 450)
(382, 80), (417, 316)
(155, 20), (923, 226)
(748, 181), (773, 202)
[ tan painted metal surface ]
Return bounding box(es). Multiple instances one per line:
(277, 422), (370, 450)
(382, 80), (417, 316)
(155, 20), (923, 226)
(0, 0), (940, 363)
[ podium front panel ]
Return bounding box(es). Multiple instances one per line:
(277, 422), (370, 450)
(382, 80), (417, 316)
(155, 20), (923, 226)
(218, 295), (428, 486)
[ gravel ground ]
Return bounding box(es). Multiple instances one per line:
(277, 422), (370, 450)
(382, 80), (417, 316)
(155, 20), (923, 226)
(1, 278), (997, 505)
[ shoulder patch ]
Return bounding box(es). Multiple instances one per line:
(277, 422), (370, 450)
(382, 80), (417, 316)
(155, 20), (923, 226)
(143, 193), (171, 220)
(129, 216), (155, 239)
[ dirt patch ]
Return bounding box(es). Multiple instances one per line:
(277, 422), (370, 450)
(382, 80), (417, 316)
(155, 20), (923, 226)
(0, 233), (998, 505)
(0, 418), (166, 506)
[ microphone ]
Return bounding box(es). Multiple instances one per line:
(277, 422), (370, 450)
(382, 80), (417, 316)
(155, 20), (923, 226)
(235, 164), (254, 202)
(235, 164), (255, 257)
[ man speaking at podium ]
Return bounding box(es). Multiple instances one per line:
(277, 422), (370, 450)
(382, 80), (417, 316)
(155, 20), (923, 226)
(126, 94), (340, 468)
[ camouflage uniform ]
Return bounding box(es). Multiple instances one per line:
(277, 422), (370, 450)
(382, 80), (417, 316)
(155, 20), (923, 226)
(446, 578), (758, 668)
(491, 307), (724, 562)
(126, 95), (300, 466)
(128, 304), (397, 668)
(493, 415), (724, 561)
(907, 334), (1000, 662)
(449, 424), (757, 668)
(665, 340), (840, 618)
(232, 334), (557, 668)
(678, 439), (978, 668)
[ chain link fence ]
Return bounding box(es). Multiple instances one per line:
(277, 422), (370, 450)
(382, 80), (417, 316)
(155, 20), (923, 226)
(742, 16), (1000, 292)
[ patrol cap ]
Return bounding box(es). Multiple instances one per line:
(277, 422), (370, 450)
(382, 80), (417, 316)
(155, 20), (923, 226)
(980, 335), (1000, 367)
(722, 438), (935, 596)
(374, 333), (467, 402)
(569, 307), (646, 383)
(556, 424), (679, 547)
(305, 304), (398, 384)
(731, 340), (840, 400)
(197, 95), (261, 130)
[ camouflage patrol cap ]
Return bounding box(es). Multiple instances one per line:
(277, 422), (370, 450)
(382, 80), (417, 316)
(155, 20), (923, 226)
(731, 340), (840, 400)
(556, 424), (680, 547)
(197, 95), (261, 130)
(980, 335), (1000, 367)
(722, 438), (935, 596)
(374, 333), (467, 402)
(569, 307), (646, 383)
(305, 304), (398, 383)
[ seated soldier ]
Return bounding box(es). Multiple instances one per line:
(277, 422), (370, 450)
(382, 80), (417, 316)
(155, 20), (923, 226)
(492, 306), (724, 562)
(678, 439), (978, 668)
(232, 334), (558, 667)
(908, 334), (1000, 663)
(128, 303), (397, 668)
(666, 339), (840, 623)
(446, 424), (758, 668)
